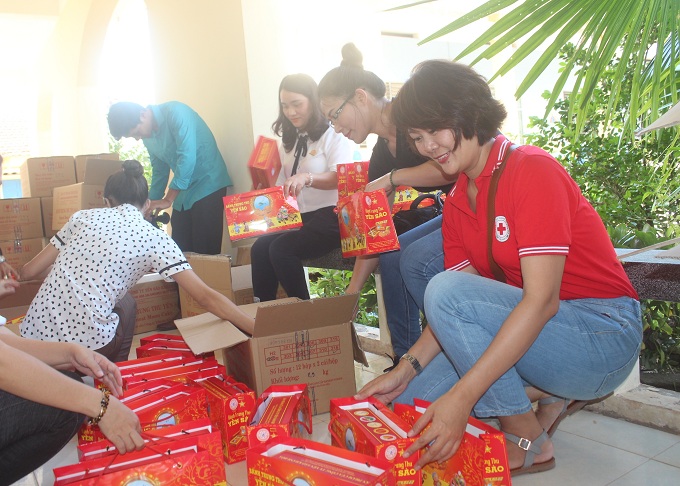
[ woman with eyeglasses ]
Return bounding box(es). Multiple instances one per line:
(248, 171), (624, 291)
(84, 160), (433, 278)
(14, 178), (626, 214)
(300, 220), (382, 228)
(250, 74), (352, 302)
(318, 43), (454, 366)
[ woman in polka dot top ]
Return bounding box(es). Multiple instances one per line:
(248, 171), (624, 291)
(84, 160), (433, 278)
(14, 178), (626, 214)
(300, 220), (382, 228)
(19, 160), (254, 361)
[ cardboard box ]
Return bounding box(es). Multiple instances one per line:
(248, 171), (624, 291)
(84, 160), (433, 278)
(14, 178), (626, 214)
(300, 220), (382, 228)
(40, 197), (57, 237)
(179, 253), (233, 318)
(51, 158), (122, 230)
(175, 294), (359, 415)
(248, 135), (281, 189)
(247, 437), (396, 486)
(235, 245), (252, 266)
(128, 274), (180, 334)
(223, 186), (302, 241)
(0, 238), (46, 271)
(0, 197), (44, 241)
(231, 263), (286, 305)
(330, 396), (421, 486)
(20, 156), (76, 198)
(0, 279), (42, 309)
(75, 152), (120, 183)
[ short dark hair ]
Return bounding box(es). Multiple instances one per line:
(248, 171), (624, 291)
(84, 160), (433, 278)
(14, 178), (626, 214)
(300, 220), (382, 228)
(318, 43), (386, 101)
(107, 102), (145, 140)
(392, 60), (507, 151)
(104, 160), (148, 208)
(272, 74), (329, 153)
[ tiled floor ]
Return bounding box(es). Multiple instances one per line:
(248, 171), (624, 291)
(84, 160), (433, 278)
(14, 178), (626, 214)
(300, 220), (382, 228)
(12, 332), (680, 485)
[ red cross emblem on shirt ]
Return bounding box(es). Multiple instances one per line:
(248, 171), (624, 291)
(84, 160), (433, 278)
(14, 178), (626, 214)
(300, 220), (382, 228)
(495, 216), (510, 242)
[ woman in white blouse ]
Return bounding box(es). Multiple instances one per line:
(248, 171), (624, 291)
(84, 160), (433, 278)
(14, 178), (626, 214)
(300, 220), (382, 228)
(251, 74), (353, 301)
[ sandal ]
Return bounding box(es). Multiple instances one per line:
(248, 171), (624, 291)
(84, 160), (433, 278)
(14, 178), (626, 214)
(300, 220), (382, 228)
(538, 396), (589, 437)
(382, 354), (400, 373)
(504, 429), (556, 476)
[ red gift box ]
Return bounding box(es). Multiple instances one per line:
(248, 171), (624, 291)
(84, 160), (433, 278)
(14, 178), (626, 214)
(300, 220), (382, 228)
(78, 418), (215, 461)
(337, 189), (400, 257)
(93, 352), (187, 390)
(337, 161), (370, 198)
(55, 431), (226, 485)
(330, 396), (421, 486)
(247, 384), (312, 449)
(200, 375), (256, 464)
(394, 398), (512, 486)
(122, 359), (221, 389)
(391, 186), (438, 215)
(138, 333), (187, 346)
(223, 186), (302, 241)
(248, 135), (282, 189)
(135, 341), (214, 359)
(247, 437), (396, 485)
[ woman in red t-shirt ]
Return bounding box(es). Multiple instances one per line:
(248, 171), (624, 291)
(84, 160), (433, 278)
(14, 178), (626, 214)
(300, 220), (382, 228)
(356, 60), (642, 477)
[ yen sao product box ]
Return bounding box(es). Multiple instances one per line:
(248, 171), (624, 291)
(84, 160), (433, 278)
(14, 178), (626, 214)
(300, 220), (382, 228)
(337, 189), (400, 257)
(394, 398), (511, 486)
(247, 437), (396, 486)
(330, 396), (421, 486)
(248, 135), (282, 189)
(391, 186), (437, 215)
(247, 384), (312, 449)
(200, 375), (257, 464)
(223, 186), (302, 241)
(54, 430), (226, 486)
(337, 161), (370, 197)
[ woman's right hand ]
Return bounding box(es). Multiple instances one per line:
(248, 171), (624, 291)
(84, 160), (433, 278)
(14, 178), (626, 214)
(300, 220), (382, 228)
(354, 360), (415, 404)
(97, 397), (145, 454)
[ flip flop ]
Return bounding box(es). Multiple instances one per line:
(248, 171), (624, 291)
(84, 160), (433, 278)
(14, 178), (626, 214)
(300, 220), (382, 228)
(538, 397), (589, 437)
(505, 429), (556, 476)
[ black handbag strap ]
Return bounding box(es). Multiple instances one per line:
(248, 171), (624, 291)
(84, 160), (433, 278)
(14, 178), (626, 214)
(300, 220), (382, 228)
(487, 144), (518, 283)
(409, 191), (444, 213)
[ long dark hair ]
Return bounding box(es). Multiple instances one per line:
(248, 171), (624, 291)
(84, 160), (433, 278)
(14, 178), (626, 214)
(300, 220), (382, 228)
(104, 160), (149, 208)
(392, 60), (507, 152)
(272, 74), (329, 153)
(318, 43), (386, 101)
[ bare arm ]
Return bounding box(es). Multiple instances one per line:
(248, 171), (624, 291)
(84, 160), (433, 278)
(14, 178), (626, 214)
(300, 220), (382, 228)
(172, 269), (255, 335)
(283, 171), (338, 198)
(20, 243), (59, 281)
(367, 160), (455, 195)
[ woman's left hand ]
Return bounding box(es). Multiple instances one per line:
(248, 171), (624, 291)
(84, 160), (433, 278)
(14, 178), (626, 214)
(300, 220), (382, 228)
(69, 345), (124, 396)
(283, 173), (310, 198)
(403, 386), (472, 469)
(0, 261), (19, 281)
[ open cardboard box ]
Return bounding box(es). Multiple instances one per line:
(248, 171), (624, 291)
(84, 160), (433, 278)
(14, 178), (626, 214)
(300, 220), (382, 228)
(175, 294), (366, 414)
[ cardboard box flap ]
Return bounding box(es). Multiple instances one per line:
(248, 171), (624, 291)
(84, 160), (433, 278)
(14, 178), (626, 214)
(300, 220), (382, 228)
(252, 293), (358, 338)
(175, 312), (250, 355)
(83, 158), (123, 185)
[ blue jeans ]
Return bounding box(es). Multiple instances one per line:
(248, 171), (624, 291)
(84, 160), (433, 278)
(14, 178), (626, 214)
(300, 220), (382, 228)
(396, 272), (642, 418)
(379, 216), (444, 357)
(0, 371), (84, 485)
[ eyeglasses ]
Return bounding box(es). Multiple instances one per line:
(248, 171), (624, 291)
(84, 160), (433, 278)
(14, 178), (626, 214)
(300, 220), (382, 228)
(329, 94), (354, 126)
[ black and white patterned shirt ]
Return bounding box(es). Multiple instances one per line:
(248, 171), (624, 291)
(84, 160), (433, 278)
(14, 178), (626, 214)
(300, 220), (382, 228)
(21, 204), (190, 349)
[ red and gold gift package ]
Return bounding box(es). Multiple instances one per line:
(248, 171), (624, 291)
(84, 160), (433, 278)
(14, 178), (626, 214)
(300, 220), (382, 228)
(247, 437), (396, 486)
(200, 375), (256, 464)
(223, 186), (302, 241)
(330, 396), (421, 486)
(336, 189), (400, 257)
(247, 384), (312, 449)
(248, 135), (282, 189)
(394, 398), (512, 486)
(136, 333), (214, 359)
(337, 161), (370, 197)
(391, 186), (437, 215)
(55, 427), (226, 485)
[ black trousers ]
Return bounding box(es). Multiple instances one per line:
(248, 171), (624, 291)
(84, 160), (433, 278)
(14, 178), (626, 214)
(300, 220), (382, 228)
(171, 187), (228, 255)
(251, 206), (341, 301)
(94, 292), (137, 363)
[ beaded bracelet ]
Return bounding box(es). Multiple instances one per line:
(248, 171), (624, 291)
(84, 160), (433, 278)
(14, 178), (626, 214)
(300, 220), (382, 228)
(88, 389), (111, 426)
(305, 172), (314, 188)
(389, 168), (398, 189)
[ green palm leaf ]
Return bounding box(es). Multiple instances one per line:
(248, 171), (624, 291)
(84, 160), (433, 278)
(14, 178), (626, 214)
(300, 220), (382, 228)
(414, 0), (680, 139)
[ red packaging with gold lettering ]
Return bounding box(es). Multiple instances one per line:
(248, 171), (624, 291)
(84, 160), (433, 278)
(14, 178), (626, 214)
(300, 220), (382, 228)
(337, 161), (370, 197)
(54, 430), (226, 485)
(391, 186), (438, 215)
(394, 398), (511, 486)
(247, 437), (396, 486)
(122, 357), (221, 388)
(247, 384), (312, 449)
(329, 396), (421, 486)
(92, 352), (187, 390)
(135, 341), (214, 359)
(248, 135), (282, 189)
(200, 375), (256, 464)
(337, 189), (400, 257)
(223, 186), (302, 241)
(139, 333), (187, 346)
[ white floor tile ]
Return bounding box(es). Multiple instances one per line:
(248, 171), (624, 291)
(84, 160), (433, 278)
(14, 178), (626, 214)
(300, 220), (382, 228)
(558, 410), (680, 457)
(654, 441), (680, 468)
(9, 474), (37, 486)
(32, 435), (79, 486)
(607, 459), (680, 486)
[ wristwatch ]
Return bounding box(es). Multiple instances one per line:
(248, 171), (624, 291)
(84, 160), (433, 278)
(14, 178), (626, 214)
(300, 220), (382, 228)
(401, 353), (423, 375)
(0, 255), (5, 264)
